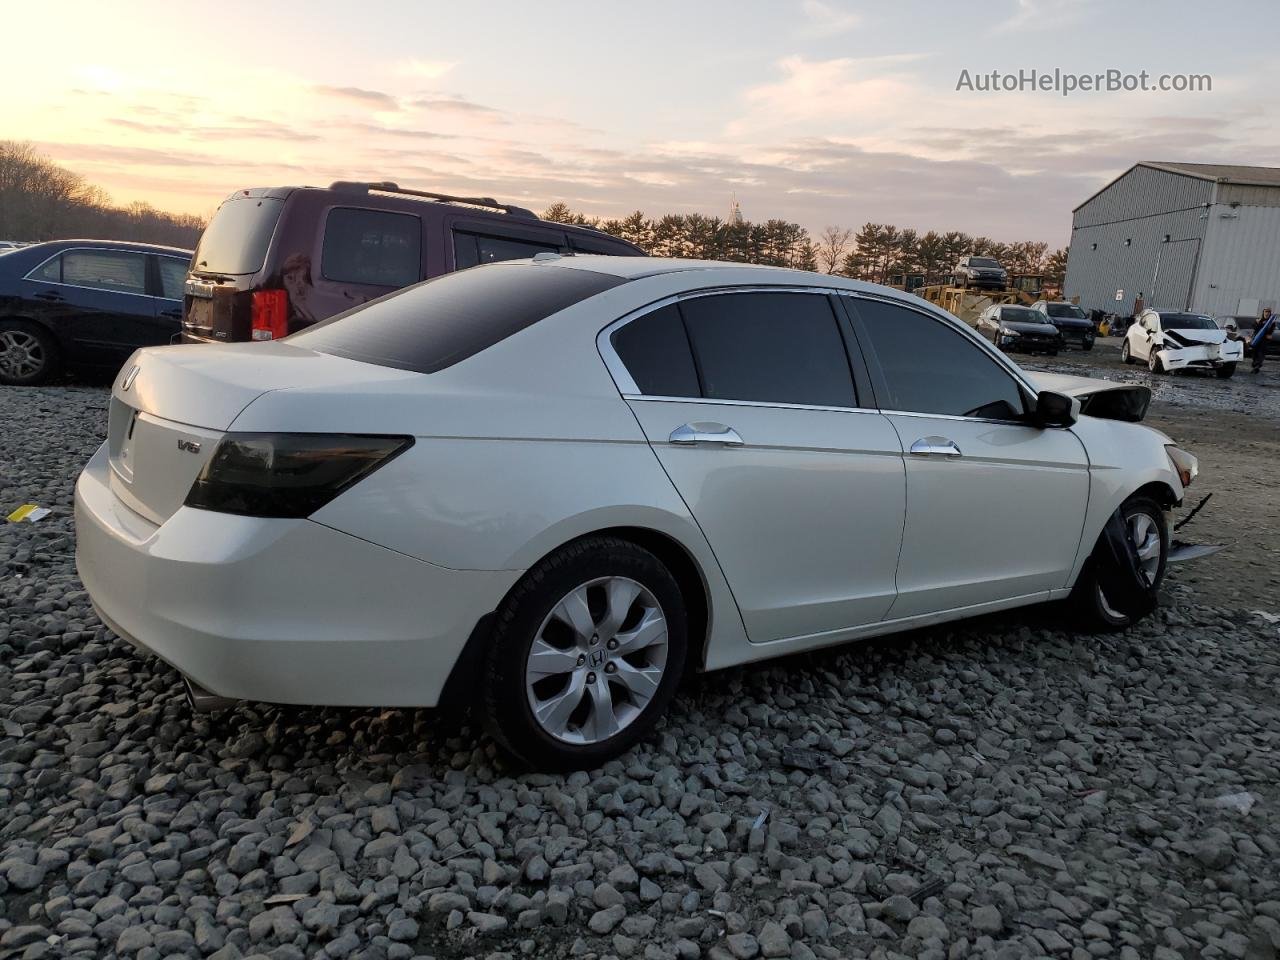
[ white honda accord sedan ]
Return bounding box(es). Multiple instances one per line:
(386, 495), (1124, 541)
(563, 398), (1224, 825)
(76, 256), (1197, 768)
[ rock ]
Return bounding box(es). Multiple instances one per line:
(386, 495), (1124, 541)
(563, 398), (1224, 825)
(589, 904), (626, 934)
(726, 932), (760, 959)
(971, 905), (1003, 934)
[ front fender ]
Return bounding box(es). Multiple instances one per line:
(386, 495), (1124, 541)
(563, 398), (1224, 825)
(1066, 417), (1185, 587)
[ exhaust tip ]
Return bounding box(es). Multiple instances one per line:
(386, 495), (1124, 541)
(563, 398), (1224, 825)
(183, 676), (238, 713)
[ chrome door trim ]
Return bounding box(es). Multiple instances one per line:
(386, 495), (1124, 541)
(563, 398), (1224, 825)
(623, 394), (881, 415)
(669, 422), (744, 446)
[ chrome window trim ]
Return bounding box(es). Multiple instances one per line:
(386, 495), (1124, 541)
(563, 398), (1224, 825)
(597, 282), (1045, 423)
(622, 394), (880, 415)
(22, 246), (165, 300)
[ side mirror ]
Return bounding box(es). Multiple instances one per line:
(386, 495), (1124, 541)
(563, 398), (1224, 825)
(1034, 390), (1080, 428)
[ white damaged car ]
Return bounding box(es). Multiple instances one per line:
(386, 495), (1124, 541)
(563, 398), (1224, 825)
(1122, 308), (1243, 377)
(76, 257), (1199, 768)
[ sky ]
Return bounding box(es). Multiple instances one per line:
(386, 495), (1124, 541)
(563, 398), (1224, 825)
(3, 0), (1275, 244)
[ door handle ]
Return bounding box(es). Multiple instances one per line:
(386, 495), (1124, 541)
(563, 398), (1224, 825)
(669, 422), (744, 446)
(909, 436), (962, 457)
(33, 291), (63, 302)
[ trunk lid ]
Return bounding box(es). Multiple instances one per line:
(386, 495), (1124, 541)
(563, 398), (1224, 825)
(107, 342), (416, 523)
(183, 273), (254, 343)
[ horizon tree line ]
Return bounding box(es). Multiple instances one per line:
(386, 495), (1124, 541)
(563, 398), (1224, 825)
(545, 202), (1068, 286)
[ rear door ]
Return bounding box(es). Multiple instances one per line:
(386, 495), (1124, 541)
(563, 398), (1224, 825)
(609, 289), (906, 644)
(22, 248), (156, 365)
(151, 254), (189, 343)
(846, 295), (1089, 619)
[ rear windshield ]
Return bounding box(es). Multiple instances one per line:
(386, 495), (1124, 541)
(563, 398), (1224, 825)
(193, 196), (285, 275)
(289, 263), (625, 374)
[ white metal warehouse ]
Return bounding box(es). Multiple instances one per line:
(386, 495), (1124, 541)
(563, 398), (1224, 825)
(1063, 161), (1280, 321)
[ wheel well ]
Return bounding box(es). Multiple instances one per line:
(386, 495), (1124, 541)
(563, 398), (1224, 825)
(436, 526), (714, 713)
(1131, 481), (1180, 510)
(591, 526), (711, 674)
(0, 315), (61, 347)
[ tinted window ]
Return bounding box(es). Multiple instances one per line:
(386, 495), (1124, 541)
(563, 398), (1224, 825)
(611, 304), (699, 397)
(290, 263), (624, 374)
(570, 235), (634, 256)
(454, 231), (562, 269)
(61, 250), (147, 295)
(854, 298), (1026, 419)
(680, 292), (856, 407)
(322, 208), (421, 287)
(970, 257), (1001, 268)
(194, 196), (284, 274)
(158, 257), (188, 299)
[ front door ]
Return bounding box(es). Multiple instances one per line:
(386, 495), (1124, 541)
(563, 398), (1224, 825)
(605, 291), (906, 644)
(847, 295), (1090, 619)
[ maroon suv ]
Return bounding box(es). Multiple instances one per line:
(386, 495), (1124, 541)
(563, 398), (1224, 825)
(181, 181), (645, 344)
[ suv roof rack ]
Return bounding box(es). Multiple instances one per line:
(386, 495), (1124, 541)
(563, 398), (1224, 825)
(329, 181), (538, 219)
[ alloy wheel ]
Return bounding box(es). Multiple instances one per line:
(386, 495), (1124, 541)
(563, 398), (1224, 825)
(1096, 510), (1163, 619)
(0, 329), (45, 380)
(525, 576), (668, 745)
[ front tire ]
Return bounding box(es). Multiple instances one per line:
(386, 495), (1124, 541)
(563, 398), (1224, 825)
(1068, 495), (1168, 632)
(0, 320), (61, 385)
(1216, 363), (1236, 379)
(482, 537), (687, 770)
(1149, 351), (1167, 374)
(1121, 340), (1134, 365)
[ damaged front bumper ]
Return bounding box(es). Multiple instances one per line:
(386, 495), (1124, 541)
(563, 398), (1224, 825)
(1159, 342), (1244, 371)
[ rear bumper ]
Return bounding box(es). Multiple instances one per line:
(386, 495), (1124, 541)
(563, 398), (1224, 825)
(74, 442), (520, 707)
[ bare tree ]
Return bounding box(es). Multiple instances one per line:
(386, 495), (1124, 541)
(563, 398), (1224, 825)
(815, 226), (854, 274)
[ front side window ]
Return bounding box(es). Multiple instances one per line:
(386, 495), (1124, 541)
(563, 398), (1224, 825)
(610, 304), (699, 398)
(853, 298), (1027, 420)
(454, 230), (562, 269)
(321, 208), (421, 287)
(158, 257), (189, 299)
(60, 250), (148, 295)
(680, 292), (857, 408)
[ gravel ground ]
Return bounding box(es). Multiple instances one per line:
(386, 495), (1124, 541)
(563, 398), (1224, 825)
(3, 375), (1280, 960)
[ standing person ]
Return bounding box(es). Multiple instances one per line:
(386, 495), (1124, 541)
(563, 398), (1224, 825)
(1252, 307), (1276, 373)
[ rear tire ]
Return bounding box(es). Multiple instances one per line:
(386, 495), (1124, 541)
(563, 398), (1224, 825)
(482, 537), (687, 771)
(0, 319), (60, 386)
(1067, 495), (1167, 632)
(1216, 363), (1236, 379)
(1082, 339), (1094, 352)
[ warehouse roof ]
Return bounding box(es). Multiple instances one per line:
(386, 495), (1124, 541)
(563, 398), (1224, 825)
(1074, 161), (1280, 211)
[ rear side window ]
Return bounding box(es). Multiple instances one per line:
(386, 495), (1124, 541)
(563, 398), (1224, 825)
(680, 292), (857, 407)
(61, 250), (148, 295)
(322, 208), (421, 287)
(29, 256), (61, 282)
(610, 304), (699, 397)
(290, 263), (625, 374)
(454, 231), (562, 269)
(853, 298), (1026, 419)
(158, 257), (188, 299)
(194, 197), (284, 275)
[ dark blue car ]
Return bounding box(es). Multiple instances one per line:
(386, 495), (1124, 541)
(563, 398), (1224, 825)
(0, 239), (193, 385)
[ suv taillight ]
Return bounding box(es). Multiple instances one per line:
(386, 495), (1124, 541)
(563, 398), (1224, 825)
(251, 290), (289, 341)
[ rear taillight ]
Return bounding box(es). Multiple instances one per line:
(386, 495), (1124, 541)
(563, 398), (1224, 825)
(251, 289), (289, 341)
(184, 433), (413, 518)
